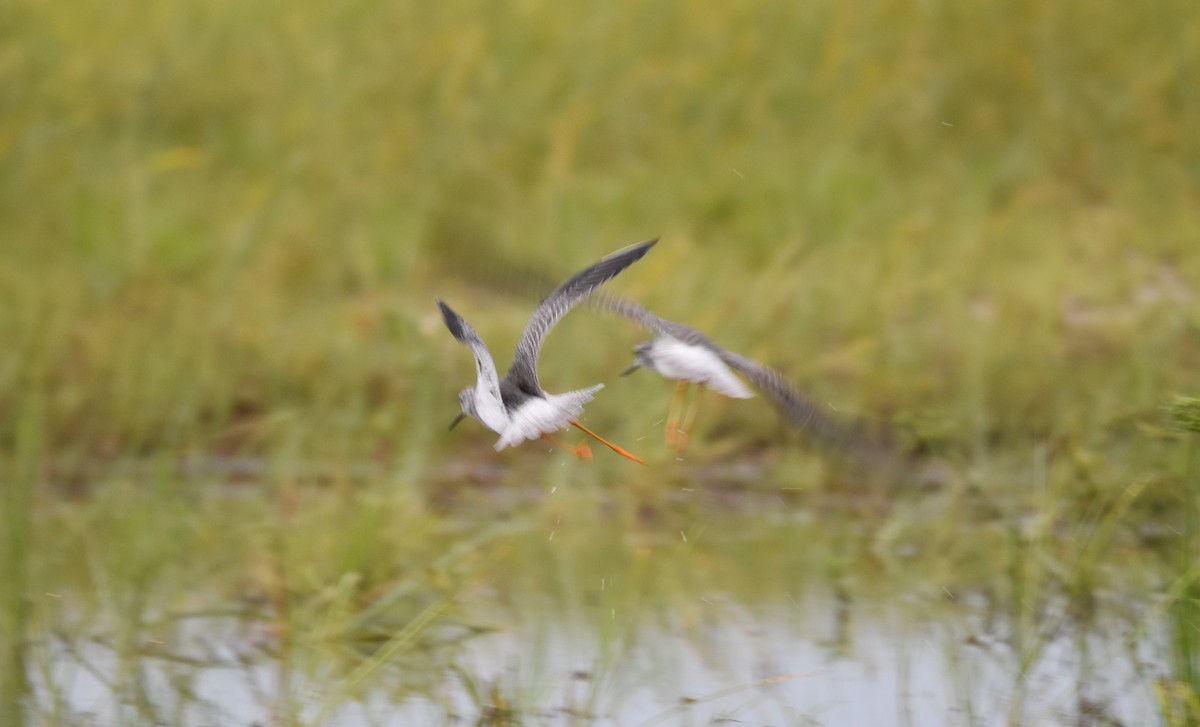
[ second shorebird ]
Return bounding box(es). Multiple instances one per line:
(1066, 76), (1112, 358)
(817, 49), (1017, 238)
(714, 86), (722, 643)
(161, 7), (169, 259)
(438, 240), (657, 464)
(595, 293), (879, 457)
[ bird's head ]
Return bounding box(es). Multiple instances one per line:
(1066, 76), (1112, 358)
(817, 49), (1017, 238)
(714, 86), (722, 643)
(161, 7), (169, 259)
(621, 341), (658, 377)
(449, 387), (479, 430)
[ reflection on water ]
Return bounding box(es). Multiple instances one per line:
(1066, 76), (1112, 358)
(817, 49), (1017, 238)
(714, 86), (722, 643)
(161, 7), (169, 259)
(433, 603), (1158, 726)
(28, 506), (1168, 726)
(32, 598), (1161, 726)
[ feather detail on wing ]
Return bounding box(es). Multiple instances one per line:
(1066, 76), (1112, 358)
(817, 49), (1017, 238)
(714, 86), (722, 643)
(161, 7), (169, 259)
(503, 239), (658, 395)
(437, 300), (504, 412)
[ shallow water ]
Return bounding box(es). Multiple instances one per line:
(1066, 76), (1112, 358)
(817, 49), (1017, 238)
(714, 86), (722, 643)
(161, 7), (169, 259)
(28, 501), (1169, 727)
(31, 592), (1163, 726)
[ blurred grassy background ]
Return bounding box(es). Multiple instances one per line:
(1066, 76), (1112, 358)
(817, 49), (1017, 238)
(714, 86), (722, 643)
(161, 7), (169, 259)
(3, 0), (1198, 476)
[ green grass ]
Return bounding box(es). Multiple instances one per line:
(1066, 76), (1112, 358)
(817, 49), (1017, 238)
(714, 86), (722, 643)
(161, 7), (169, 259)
(3, 0), (1200, 723)
(3, 0), (1198, 466)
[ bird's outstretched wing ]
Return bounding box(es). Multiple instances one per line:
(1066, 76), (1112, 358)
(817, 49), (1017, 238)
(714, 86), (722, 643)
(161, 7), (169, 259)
(592, 294), (892, 455)
(438, 300), (504, 411)
(733, 358), (887, 454)
(502, 239), (658, 398)
(590, 293), (732, 360)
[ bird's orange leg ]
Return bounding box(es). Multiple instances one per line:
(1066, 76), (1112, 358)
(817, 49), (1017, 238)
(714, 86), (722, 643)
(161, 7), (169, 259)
(665, 381), (689, 449)
(570, 420), (646, 465)
(675, 385), (705, 456)
(542, 433), (593, 460)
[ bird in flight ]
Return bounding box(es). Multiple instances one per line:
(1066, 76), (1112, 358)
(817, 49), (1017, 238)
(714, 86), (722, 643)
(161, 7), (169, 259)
(438, 240), (657, 464)
(594, 293), (887, 458)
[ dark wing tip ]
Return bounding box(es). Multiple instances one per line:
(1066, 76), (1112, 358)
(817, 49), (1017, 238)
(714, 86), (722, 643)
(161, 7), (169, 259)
(606, 238), (658, 265)
(437, 299), (468, 342)
(575, 238), (659, 291)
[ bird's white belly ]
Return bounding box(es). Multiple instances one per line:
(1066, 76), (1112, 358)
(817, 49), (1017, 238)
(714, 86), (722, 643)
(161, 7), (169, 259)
(651, 337), (754, 398)
(496, 386), (602, 450)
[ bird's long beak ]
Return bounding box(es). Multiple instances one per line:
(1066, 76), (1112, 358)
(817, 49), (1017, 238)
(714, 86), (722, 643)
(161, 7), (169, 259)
(620, 363), (640, 377)
(449, 413), (466, 430)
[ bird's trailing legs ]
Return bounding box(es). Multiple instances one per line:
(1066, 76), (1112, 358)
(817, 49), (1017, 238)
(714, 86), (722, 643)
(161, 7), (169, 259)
(665, 381), (689, 449)
(675, 385), (705, 456)
(570, 420), (646, 465)
(542, 433), (593, 460)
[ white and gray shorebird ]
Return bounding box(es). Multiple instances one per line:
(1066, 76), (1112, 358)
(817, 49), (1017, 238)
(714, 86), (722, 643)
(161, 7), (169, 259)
(593, 293), (887, 457)
(438, 240), (657, 464)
